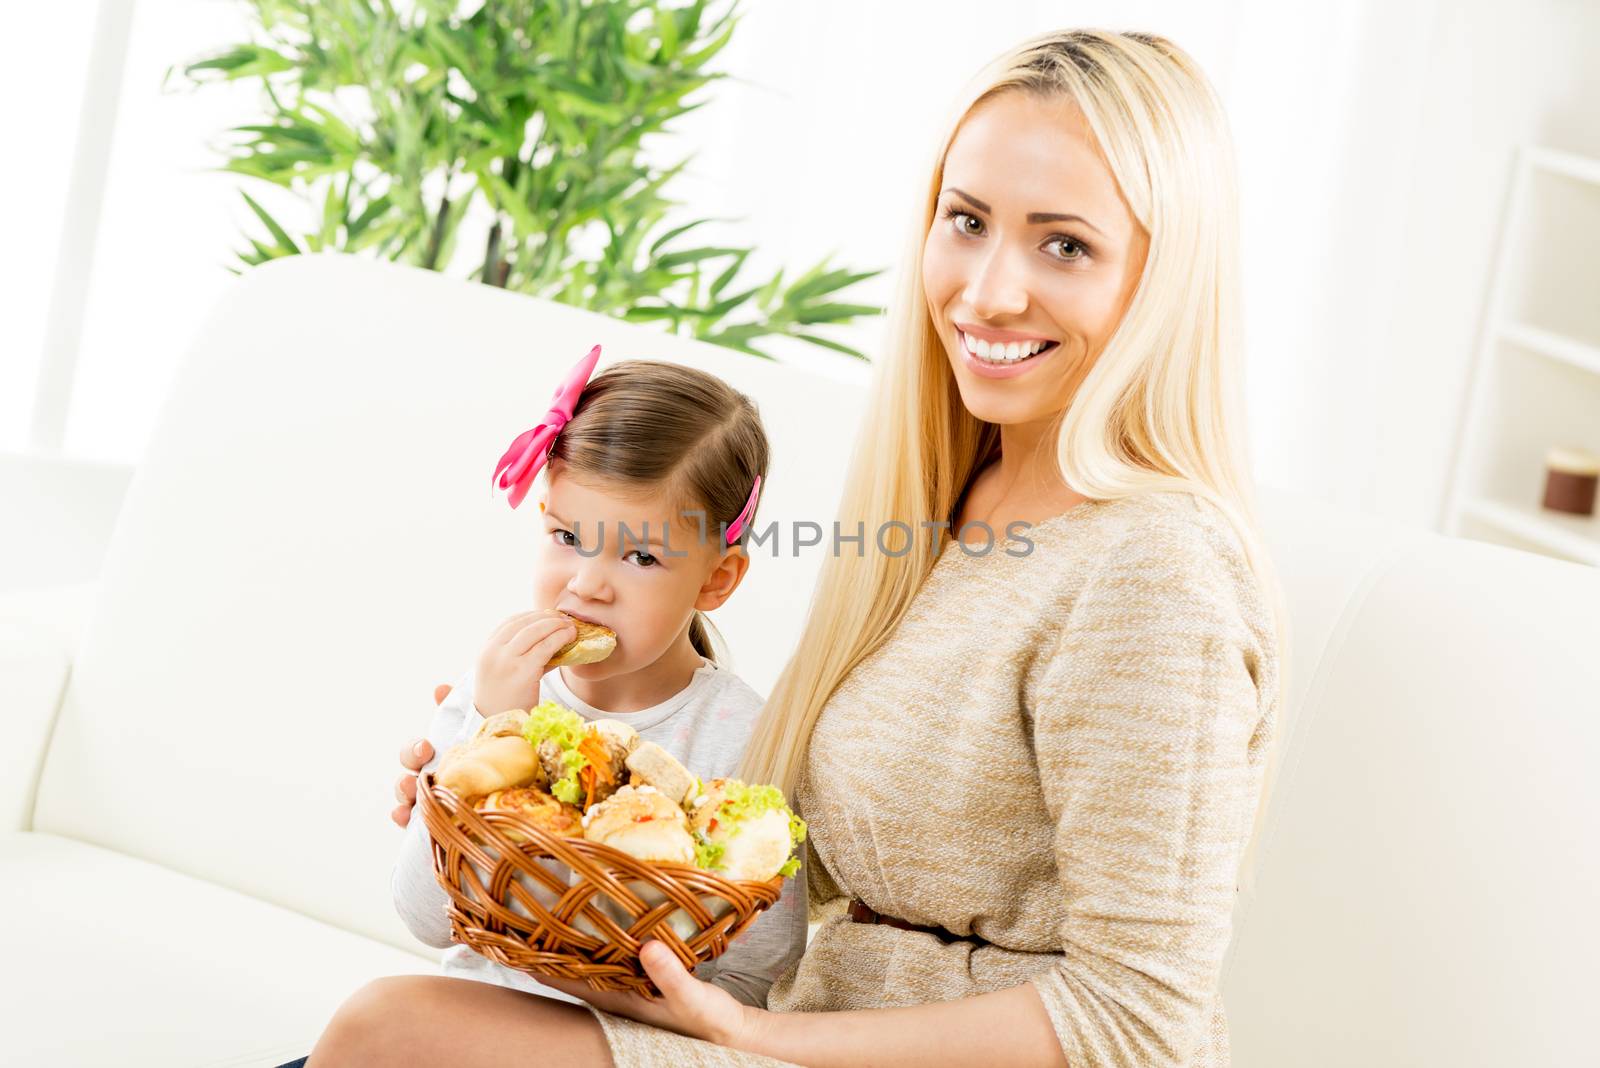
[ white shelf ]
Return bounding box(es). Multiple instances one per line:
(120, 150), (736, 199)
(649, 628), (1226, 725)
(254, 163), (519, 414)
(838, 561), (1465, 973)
(1443, 144), (1600, 568)
(1498, 321), (1600, 376)
(1461, 496), (1600, 566)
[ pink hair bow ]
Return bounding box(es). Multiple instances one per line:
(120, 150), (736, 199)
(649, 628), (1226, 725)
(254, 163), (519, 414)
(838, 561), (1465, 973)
(725, 475), (762, 545)
(492, 344), (602, 509)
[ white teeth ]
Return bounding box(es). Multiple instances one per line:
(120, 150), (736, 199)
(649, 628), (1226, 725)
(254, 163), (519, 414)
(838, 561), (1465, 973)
(962, 332), (1051, 363)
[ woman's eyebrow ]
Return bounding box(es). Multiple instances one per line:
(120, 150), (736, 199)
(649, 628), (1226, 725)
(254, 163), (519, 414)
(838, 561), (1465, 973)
(944, 187), (1105, 237)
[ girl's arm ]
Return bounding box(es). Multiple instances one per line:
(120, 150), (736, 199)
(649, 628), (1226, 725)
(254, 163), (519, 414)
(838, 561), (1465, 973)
(695, 861), (810, 1007)
(391, 671), (480, 947)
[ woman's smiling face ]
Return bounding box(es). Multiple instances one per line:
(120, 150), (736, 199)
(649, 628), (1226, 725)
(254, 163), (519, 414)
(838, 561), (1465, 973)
(922, 91), (1149, 428)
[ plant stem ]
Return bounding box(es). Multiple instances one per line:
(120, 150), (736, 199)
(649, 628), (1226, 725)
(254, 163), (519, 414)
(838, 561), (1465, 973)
(482, 218), (502, 285)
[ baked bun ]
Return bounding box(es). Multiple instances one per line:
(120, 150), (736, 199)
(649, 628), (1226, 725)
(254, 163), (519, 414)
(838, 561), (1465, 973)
(473, 709), (529, 742)
(623, 740), (697, 805)
(437, 734), (544, 797)
(582, 785), (695, 865)
(473, 787), (583, 841)
(546, 613), (617, 668)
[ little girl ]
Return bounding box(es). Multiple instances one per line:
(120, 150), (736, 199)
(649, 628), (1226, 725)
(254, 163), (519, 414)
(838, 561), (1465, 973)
(389, 345), (806, 1010)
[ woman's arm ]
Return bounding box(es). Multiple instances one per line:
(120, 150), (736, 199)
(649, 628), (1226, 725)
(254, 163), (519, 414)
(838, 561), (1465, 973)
(736, 981), (1068, 1067)
(1023, 514), (1274, 1065)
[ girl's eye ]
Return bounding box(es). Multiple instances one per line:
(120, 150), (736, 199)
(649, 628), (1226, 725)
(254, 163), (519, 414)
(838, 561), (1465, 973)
(626, 550), (659, 568)
(552, 529), (577, 548)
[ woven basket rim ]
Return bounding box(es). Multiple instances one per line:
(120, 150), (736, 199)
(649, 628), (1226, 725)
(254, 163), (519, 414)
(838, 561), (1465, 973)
(417, 770), (785, 891)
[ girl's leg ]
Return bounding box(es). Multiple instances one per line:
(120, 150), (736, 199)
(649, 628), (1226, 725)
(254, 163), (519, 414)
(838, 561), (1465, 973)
(306, 974), (614, 1067)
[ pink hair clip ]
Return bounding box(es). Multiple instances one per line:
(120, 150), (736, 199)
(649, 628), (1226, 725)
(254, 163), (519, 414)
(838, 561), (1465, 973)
(725, 475), (762, 545)
(492, 344), (602, 509)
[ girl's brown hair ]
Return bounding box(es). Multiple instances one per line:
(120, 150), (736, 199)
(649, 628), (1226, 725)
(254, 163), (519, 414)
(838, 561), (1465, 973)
(547, 359), (769, 663)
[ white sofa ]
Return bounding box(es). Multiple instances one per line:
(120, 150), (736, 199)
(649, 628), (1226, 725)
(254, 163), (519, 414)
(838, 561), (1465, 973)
(4, 255), (1596, 1067)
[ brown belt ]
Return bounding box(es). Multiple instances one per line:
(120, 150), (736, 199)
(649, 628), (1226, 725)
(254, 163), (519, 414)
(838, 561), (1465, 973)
(847, 898), (968, 945)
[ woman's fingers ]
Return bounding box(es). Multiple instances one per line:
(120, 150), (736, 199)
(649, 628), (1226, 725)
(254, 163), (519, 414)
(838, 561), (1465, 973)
(400, 739), (433, 772)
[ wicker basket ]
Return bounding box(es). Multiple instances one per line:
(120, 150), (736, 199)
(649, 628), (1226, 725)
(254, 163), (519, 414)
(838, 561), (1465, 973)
(417, 771), (783, 997)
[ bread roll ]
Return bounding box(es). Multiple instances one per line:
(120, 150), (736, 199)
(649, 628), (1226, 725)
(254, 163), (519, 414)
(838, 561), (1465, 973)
(437, 735), (544, 797)
(473, 787), (583, 841)
(582, 785), (695, 865)
(624, 741), (697, 805)
(472, 709), (529, 742)
(546, 613), (617, 668)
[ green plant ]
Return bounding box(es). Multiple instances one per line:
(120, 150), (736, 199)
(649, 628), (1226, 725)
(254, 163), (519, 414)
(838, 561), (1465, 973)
(171, 0), (881, 359)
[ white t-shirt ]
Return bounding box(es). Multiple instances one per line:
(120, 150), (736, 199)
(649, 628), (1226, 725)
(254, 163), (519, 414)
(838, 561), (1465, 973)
(391, 658), (808, 1007)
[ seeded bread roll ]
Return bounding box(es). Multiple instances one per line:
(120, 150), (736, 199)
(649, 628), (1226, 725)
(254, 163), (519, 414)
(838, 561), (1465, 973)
(624, 740), (697, 805)
(546, 613), (617, 668)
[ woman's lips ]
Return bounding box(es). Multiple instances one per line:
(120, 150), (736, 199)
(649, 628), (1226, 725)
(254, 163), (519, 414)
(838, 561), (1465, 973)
(957, 331), (1059, 380)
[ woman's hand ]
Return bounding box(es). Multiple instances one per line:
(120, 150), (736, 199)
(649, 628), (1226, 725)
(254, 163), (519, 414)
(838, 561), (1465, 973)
(540, 941), (763, 1051)
(389, 683), (454, 828)
(475, 609), (577, 718)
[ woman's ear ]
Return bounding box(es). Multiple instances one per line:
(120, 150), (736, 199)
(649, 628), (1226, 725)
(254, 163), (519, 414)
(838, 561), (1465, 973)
(694, 546), (750, 612)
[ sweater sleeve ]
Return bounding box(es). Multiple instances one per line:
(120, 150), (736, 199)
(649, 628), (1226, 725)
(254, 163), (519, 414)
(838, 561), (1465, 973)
(391, 669), (482, 949)
(693, 859), (812, 1007)
(1025, 517), (1275, 1068)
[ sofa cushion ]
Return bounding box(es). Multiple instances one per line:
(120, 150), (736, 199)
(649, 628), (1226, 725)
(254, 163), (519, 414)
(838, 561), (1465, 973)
(1, 831), (432, 1067)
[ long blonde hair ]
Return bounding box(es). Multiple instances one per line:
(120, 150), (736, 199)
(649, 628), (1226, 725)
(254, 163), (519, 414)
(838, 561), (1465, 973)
(739, 30), (1291, 892)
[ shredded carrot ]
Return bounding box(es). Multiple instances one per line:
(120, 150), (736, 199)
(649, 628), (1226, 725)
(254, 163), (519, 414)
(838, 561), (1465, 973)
(577, 731), (614, 809)
(578, 733), (614, 784)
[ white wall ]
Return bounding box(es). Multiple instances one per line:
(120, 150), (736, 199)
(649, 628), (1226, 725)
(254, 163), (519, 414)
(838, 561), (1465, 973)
(1, 0), (100, 451)
(10, 0), (1599, 532)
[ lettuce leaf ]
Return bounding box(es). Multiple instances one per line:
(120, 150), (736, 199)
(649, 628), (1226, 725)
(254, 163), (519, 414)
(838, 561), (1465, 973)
(522, 700), (588, 805)
(693, 781), (808, 876)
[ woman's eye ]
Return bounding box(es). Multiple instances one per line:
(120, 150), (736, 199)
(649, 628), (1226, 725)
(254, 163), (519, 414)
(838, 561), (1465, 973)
(627, 550), (659, 568)
(1047, 236), (1088, 262)
(950, 210), (983, 236)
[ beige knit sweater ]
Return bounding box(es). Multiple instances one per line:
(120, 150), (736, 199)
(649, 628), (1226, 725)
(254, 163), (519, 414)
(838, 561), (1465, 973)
(591, 491), (1279, 1067)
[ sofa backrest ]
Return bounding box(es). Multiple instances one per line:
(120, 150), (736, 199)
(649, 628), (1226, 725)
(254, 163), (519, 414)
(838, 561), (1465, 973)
(1236, 492), (1600, 1065)
(31, 255), (866, 951)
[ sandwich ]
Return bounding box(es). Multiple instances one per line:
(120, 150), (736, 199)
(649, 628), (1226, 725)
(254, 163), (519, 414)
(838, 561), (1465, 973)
(581, 785), (696, 866)
(546, 612), (617, 668)
(521, 700), (637, 808)
(687, 778), (806, 881)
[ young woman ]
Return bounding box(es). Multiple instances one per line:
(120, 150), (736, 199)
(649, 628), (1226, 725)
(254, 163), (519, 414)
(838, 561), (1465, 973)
(312, 28), (1289, 1068)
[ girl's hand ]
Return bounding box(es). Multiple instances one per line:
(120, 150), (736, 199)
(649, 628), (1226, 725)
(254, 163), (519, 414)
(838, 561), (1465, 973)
(389, 684), (454, 828)
(475, 609), (578, 718)
(539, 941), (762, 1051)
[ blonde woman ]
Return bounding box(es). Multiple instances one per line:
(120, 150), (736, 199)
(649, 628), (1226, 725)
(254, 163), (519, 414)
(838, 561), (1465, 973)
(309, 28), (1288, 1068)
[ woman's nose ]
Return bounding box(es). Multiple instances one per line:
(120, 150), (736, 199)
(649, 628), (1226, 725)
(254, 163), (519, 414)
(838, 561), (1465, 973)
(963, 243), (1029, 319)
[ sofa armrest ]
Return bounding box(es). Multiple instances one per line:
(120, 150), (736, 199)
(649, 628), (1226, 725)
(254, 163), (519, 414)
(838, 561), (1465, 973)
(0, 583), (97, 830)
